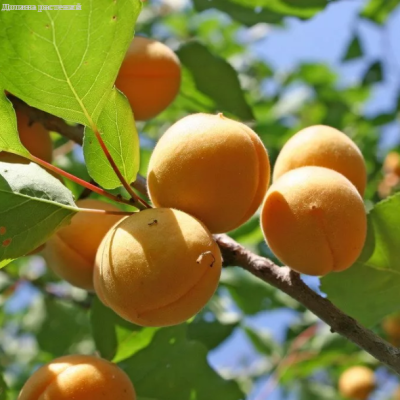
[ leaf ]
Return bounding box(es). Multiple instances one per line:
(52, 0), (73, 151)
(231, 0), (328, 18)
(193, 0), (284, 26)
(360, 0), (400, 24)
(221, 269), (301, 314)
(243, 326), (280, 356)
(193, 0), (327, 26)
(177, 42), (254, 120)
(90, 297), (159, 363)
(120, 325), (245, 400)
(0, 0), (142, 127)
(0, 162), (77, 267)
(342, 35), (363, 61)
(37, 298), (92, 356)
(297, 64), (337, 86)
(83, 89), (140, 189)
(362, 61), (383, 85)
(321, 194), (400, 327)
(187, 314), (239, 350)
(0, 94), (29, 157)
(0, 369), (7, 400)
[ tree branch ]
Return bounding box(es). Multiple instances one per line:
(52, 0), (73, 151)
(215, 234), (400, 375)
(14, 97), (400, 375)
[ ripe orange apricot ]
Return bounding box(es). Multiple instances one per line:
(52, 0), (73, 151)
(338, 366), (375, 400)
(383, 151), (400, 176)
(115, 36), (181, 121)
(43, 199), (124, 291)
(94, 208), (222, 327)
(0, 110), (53, 163)
(382, 314), (400, 340)
(261, 166), (367, 276)
(147, 113), (270, 233)
(18, 354), (136, 400)
(273, 125), (367, 196)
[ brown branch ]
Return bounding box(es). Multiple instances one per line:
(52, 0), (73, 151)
(14, 96), (400, 375)
(10, 95), (84, 145)
(215, 234), (400, 375)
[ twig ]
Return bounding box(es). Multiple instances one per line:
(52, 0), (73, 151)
(15, 97), (400, 375)
(215, 234), (400, 375)
(9, 95), (151, 208)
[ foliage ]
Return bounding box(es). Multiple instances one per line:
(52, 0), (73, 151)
(1, 0), (400, 399)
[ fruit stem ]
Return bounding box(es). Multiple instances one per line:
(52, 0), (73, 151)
(91, 128), (151, 210)
(29, 155), (135, 207)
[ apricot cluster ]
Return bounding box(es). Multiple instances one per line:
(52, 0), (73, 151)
(261, 125), (367, 276)
(18, 355), (136, 400)
(338, 366), (375, 400)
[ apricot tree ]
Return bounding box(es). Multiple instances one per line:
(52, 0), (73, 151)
(1, 1), (400, 400)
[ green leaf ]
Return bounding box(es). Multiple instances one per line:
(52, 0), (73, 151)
(360, 0), (400, 24)
(91, 297), (159, 363)
(193, 0), (327, 26)
(342, 35), (363, 61)
(187, 314), (239, 350)
(231, 0), (328, 18)
(369, 113), (397, 126)
(193, 0), (284, 26)
(121, 325), (244, 400)
(243, 326), (281, 356)
(321, 194), (400, 327)
(297, 64), (337, 86)
(177, 42), (254, 120)
(83, 89), (140, 189)
(37, 298), (92, 356)
(0, 94), (29, 157)
(221, 269), (300, 314)
(0, 162), (77, 267)
(0, 369), (7, 400)
(0, 0), (142, 127)
(362, 61), (383, 85)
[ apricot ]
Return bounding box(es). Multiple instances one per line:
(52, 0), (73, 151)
(261, 166), (367, 276)
(18, 354), (136, 400)
(147, 113), (270, 233)
(383, 151), (400, 176)
(43, 199), (124, 291)
(94, 208), (222, 327)
(0, 110), (53, 163)
(383, 314), (400, 341)
(338, 366), (375, 400)
(115, 36), (181, 121)
(273, 125), (367, 196)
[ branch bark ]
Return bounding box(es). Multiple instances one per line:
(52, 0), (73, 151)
(14, 97), (400, 375)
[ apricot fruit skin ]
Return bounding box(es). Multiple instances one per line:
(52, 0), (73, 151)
(261, 166), (367, 276)
(383, 314), (400, 340)
(147, 113), (270, 233)
(338, 366), (375, 400)
(383, 151), (400, 176)
(43, 199), (124, 291)
(0, 111), (53, 163)
(18, 354), (136, 400)
(273, 125), (367, 196)
(115, 36), (181, 121)
(94, 208), (222, 327)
